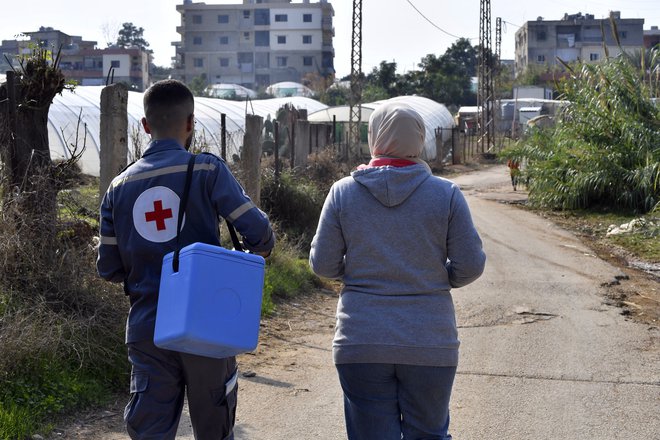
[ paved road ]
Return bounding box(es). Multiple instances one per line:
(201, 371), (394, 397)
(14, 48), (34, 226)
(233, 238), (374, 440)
(83, 165), (660, 439)
(232, 165), (660, 439)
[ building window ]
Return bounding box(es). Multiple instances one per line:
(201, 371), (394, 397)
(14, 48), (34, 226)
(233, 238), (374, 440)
(110, 60), (120, 68)
(193, 36), (202, 45)
(537, 54), (545, 62)
(277, 35), (286, 44)
(619, 31), (627, 39)
(590, 53), (599, 61)
(244, 32), (250, 41)
(218, 14), (229, 24)
(303, 13), (312, 23)
(255, 31), (269, 47)
(255, 9), (270, 25)
(219, 58), (230, 67)
(219, 36), (229, 45)
(303, 56), (313, 66)
(275, 14), (288, 22)
(276, 56), (287, 67)
(243, 10), (250, 19)
(193, 15), (202, 24)
(194, 58), (204, 68)
(536, 31), (546, 41)
(303, 35), (312, 44)
(255, 52), (270, 68)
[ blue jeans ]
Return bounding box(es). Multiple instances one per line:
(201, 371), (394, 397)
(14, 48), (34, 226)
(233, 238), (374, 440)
(336, 363), (456, 440)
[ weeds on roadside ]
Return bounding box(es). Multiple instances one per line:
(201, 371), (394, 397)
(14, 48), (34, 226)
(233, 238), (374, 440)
(504, 48), (660, 214)
(0, 169), (127, 437)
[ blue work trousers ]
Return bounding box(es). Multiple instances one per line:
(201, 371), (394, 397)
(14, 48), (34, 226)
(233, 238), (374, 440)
(336, 363), (456, 440)
(125, 338), (237, 440)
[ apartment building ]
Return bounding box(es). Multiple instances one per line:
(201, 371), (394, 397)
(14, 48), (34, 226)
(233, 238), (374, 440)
(0, 27), (151, 91)
(172, 0), (335, 90)
(645, 26), (660, 49)
(514, 12), (644, 76)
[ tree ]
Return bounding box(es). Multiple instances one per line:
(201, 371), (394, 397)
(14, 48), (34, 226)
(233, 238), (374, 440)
(116, 22), (150, 50)
(151, 65), (173, 83)
(365, 61), (398, 98)
(188, 75), (208, 97)
(441, 38), (478, 77)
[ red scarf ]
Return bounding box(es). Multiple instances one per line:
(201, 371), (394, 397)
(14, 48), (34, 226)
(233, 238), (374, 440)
(356, 158), (417, 170)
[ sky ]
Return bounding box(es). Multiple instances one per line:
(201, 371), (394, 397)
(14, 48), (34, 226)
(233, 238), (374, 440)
(2, 0), (659, 78)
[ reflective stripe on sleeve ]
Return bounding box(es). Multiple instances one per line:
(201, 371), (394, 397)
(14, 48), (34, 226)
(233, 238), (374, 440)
(226, 201), (255, 223)
(100, 236), (118, 245)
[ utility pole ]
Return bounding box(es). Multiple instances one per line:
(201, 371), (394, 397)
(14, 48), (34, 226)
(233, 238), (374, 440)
(348, 0), (363, 161)
(478, 0), (495, 153)
(495, 17), (502, 62)
(495, 17), (503, 150)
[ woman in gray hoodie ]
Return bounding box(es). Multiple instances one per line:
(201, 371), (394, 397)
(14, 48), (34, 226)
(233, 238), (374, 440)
(309, 101), (486, 440)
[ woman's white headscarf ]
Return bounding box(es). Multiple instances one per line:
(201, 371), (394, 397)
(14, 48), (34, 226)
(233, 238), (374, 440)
(368, 102), (426, 160)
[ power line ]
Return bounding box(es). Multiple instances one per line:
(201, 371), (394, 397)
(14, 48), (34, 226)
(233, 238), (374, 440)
(502, 20), (521, 29)
(404, 0), (476, 40)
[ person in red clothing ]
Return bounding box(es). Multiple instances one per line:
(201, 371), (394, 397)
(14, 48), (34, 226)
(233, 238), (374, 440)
(507, 158), (521, 191)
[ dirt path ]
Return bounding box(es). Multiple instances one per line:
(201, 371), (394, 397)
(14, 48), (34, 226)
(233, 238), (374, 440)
(50, 165), (659, 439)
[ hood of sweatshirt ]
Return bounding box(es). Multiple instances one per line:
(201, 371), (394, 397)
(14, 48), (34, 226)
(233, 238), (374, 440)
(351, 164), (431, 207)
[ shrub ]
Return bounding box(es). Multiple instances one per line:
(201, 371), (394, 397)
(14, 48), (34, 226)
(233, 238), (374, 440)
(0, 173), (127, 437)
(504, 49), (660, 213)
(261, 228), (321, 315)
(260, 148), (350, 250)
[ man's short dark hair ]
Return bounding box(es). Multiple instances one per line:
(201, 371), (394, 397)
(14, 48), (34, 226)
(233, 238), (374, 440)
(143, 80), (194, 135)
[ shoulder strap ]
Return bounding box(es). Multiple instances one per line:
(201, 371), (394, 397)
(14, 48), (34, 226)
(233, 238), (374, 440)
(226, 219), (244, 252)
(172, 155), (196, 273)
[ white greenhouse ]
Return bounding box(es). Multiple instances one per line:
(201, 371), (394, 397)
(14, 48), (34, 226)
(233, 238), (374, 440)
(308, 96), (455, 161)
(45, 86), (327, 176)
(266, 82), (314, 98)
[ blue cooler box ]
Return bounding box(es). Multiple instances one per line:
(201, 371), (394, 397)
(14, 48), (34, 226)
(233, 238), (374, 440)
(154, 242), (265, 358)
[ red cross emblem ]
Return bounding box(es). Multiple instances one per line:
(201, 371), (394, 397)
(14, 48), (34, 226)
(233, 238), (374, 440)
(133, 186), (181, 243)
(145, 200), (173, 231)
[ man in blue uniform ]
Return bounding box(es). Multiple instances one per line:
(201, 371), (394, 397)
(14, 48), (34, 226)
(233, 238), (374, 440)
(97, 80), (275, 439)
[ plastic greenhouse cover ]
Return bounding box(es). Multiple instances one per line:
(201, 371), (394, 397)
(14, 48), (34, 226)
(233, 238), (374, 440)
(47, 86), (327, 176)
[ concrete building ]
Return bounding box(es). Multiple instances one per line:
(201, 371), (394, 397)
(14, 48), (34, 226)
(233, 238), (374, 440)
(644, 26), (660, 49)
(0, 27), (151, 91)
(172, 0), (335, 90)
(515, 12), (644, 76)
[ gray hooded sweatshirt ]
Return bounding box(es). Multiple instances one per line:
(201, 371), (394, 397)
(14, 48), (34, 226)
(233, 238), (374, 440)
(309, 163), (486, 366)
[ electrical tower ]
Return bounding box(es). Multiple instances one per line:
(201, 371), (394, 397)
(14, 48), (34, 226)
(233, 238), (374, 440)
(478, 0), (495, 153)
(348, 0), (363, 161)
(495, 17), (502, 62)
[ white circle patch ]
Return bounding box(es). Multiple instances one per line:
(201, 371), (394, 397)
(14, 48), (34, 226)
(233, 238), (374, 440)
(133, 186), (184, 243)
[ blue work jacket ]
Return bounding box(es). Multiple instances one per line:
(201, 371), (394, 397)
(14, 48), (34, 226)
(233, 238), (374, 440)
(97, 139), (275, 342)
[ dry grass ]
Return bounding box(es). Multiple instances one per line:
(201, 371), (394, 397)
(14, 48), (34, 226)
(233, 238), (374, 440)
(0, 169), (127, 381)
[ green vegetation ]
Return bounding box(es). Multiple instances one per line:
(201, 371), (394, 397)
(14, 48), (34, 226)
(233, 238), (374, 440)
(545, 209), (660, 263)
(502, 46), (660, 264)
(0, 178), (127, 438)
(0, 360), (109, 439)
(503, 48), (660, 214)
(258, 149), (348, 314)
